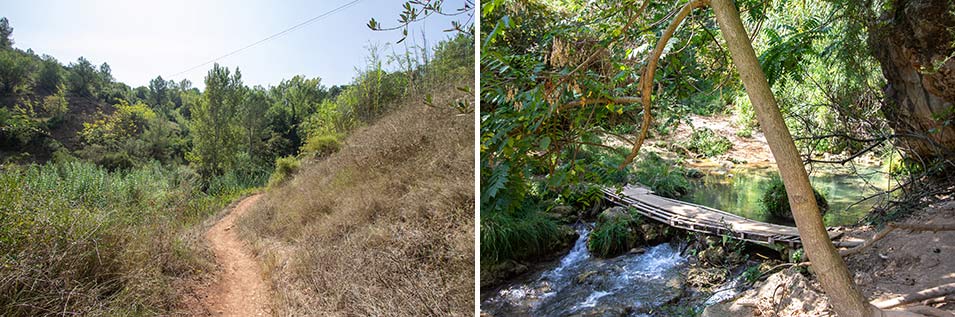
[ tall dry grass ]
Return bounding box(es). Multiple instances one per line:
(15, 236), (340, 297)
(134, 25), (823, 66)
(0, 161), (256, 315)
(237, 83), (474, 316)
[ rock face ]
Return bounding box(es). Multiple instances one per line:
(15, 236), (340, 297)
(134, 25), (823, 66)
(871, 0), (955, 161)
(702, 269), (834, 317)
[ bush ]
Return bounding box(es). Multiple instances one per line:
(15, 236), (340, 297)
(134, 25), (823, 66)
(301, 133), (341, 157)
(268, 155), (299, 187)
(733, 94), (757, 133)
(633, 152), (689, 198)
(588, 207), (642, 258)
(558, 183), (604, 211)
(761, 175), (829, 219)
(0, 161), (243, 315)
(684, 128), (732, 157)
(0, 106), (42, 147)
(480, 209), (561, 264)
(40, 84), (69, 121)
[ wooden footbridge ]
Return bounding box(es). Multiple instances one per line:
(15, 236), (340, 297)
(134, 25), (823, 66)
(601, 184), (841, 248)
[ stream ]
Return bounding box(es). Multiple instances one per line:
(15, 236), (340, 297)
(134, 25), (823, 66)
(682, 164), (891, 226)
(481, 225), (688, 316)
(482, 164), (891, 316)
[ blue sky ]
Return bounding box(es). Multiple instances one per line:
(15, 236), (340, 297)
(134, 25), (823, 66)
(1, 0), (469, 89)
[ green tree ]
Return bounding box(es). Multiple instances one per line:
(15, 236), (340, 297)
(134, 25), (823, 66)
(267, 75), (327, 155)
(0, 17), (13, 49)
(41, 84), (69, 121)
(148, 75), (172, 113)
(710, 1), (873, 315)
(188, 63), (243, 176)
(0, 50), (34, 94)
(37, 55), (63, 93)
(68, 57), (98, 96)
(239, 86), (270, 161)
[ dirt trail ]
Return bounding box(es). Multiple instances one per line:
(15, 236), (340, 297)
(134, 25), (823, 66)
(201, 194), (272, 316)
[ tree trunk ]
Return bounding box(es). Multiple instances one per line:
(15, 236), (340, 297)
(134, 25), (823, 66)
(870, 0), (955, 162)
(710, 1), (876, 316)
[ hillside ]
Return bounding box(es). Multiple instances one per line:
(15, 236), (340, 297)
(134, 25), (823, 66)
(236, 84), (475, 315)
(1, 11), (475, 315)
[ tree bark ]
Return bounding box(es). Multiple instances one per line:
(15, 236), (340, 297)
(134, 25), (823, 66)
(710, 1), (875, 316)
(870, 0), (955, 162)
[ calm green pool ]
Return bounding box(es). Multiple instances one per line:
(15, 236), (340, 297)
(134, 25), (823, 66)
(680, 164), (892, 226)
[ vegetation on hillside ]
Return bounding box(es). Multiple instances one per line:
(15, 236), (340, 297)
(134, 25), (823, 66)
(236, 35), (474, 315)
(0, 12), (473, 315)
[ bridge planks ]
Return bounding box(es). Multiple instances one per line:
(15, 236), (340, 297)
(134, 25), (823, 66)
(602, 184), (838, 247)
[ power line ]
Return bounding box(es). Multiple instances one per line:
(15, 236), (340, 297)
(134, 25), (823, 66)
(168, 0), (363, 78)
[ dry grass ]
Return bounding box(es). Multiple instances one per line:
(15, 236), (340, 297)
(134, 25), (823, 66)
(237, 84), (474, 316)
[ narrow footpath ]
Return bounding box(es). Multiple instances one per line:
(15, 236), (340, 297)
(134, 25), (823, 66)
(201, 194), (272, 316)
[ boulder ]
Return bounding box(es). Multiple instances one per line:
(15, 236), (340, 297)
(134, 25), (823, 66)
(548, 205), (579, 223)
(480, 260), (529, 288)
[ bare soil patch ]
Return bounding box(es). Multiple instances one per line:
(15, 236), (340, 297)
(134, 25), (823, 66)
(194, 194), (273, 316)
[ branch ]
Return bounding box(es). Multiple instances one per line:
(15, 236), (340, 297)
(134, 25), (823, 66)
(559, 96), (642, 111)
(619, 0), (706, 169)
(873, 282), (955, 310)
(546, 0), (651, 102)
(840, 223), (955, 257)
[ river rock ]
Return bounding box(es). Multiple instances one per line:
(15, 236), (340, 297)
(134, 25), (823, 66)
(597, 206), (630, 222)
(548, 205), (579, 223)
(576, 270), (598, 284)
(687, 266), (728, 291)
(480, 260), (529, 288)
(686, 168), (705, 178)
(640, 222), (672, 244)
(698, 245), (727, 266)
(553, 225), (579, 253)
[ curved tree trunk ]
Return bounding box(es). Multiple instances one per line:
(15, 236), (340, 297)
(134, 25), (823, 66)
(710, 1), (876, 316)
(871, 0), (955, 162)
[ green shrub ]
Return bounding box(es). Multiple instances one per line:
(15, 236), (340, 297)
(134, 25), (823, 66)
(558, 184), (604, 211)
(268, 155), (300, 187)
(0, 106), (42, 147)
(735, 128), (753, 138)
(633, 152), (689, 198)
(588, 207), (642, 258)
(733, 94), (757, 133)
(761, 175), (829, 219)
(40, 84), (69, 121)
(301, 133), (341, 157)
(0, 161), (245, 315)
(684, 128), (732, 157)
(480, 210), (561, 264)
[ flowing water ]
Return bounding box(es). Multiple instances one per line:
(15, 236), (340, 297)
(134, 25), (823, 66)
(481, 225), (688, 316)
(482, 165), (892, 315)
(681, 164), (892, 226)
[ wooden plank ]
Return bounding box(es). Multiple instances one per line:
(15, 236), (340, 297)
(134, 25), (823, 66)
(601, 184), (835, 247)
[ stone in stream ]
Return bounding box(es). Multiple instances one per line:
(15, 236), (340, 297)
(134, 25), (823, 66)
(686, 168), (706, 178)
(548, 205), (579, 224)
